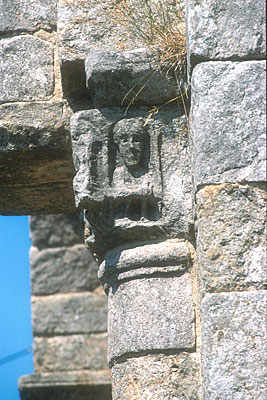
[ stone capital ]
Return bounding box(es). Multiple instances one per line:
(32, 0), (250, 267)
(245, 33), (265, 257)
(70, 107), (192, 259)
(99, 240), (192, 293)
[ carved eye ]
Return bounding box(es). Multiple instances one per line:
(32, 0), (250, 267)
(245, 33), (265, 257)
(132, 134), (142, 143)
(121, 135), (128, 143)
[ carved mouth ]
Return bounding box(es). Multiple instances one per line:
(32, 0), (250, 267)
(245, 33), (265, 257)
(124, 150), (142, 165)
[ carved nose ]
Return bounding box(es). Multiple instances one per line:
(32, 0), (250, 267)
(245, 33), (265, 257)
(129, 137), (135, 147)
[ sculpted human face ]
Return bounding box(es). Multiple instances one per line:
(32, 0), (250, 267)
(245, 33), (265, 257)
(117, 131), (144, 168)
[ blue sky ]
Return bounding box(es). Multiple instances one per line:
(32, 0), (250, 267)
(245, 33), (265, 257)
(0, 216), (33, 400)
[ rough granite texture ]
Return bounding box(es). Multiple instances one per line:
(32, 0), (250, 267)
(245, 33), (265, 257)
(108, 273), (195, 362)
(201, 291), (267, 400)
(99, 241), (192, 292)
(85, 49), (184, 108)
(112, 353), (201, 400)
(57, 0), (140, 96)
(187, 0), (266, 64)
(0, 0), (57, 33)
(34, 334), (109, 372)
(0, 102), (72, 184)
(57, 0), (139, 63)
(0, 184), (75, 216)
(30, 214), (83, 250)
(30, 245), (99, 295)
(71, 107), (193, 258)
(196, 183), (266, 295)
(192, 61), (266, 188)
(0, 102), (70, 157)
(0, 35), (54, 103)
(28, 213), (110, 397)
(19, 371), (112, 400)
(32, 293), (107, 336)
(0, 0), (263, 397)
(0, 102), (75, 214)
(19, 371), (111, 387)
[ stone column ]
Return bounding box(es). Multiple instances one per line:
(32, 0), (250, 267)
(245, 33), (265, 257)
(70, 50), (202, 399)
(100, 241), (201, 399)
(187, 0), (266, 398)
(19, 214), (111, 400)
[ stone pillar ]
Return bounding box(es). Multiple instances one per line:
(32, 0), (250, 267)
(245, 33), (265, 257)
(187, 0), (266, 398)
(19, 214), (111, 400)
(100, 242), (200, 399)
(70, 50), (202, 399)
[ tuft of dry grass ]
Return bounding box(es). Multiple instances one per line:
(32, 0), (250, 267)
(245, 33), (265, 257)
(108, 0), (186, 73)
(107, 0), (188, 120)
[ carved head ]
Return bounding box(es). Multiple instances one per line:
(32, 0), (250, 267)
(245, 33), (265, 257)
(113, 118), (147, 169)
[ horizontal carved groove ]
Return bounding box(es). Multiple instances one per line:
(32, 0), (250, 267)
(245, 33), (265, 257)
(109, 346), (197, 368)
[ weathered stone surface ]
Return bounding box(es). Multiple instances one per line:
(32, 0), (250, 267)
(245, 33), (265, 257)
(30, 214), (83, 250)
(201, 291), (266, 400)
(0, 102), (70, 158)
(0, 102), (76, 214)
(85, 49), (185, 107)
(0, 183), (75, 215)
(71, 108), (193, 258)
(0, 102), (72, 184)
(0, 155), (72, 187)
(196, 183), (266, 294)
(32, 293), (107, 335)
(112, 353), (201, 400)
(0, 35), (54, 103)
(31, 245), (99, 295)
(99, 241), (192, 292)
(57, 0), (139, 63)
(0, 0), (57, 33)
(187, 0), (266, 65)
(19, 371), (112, 400)
(108, 273), (195, 362)
(34, 334), (108, 372)
(57, 0), (140, 96)
(192, 61), (266, 187)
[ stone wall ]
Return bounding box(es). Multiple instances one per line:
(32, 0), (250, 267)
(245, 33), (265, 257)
(187, 0), (266, 398)
(19, 213), (111, 399)
(0, 0), (266, 399)
(0, 0), (140, 215)
(0, 0), (74, 214)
